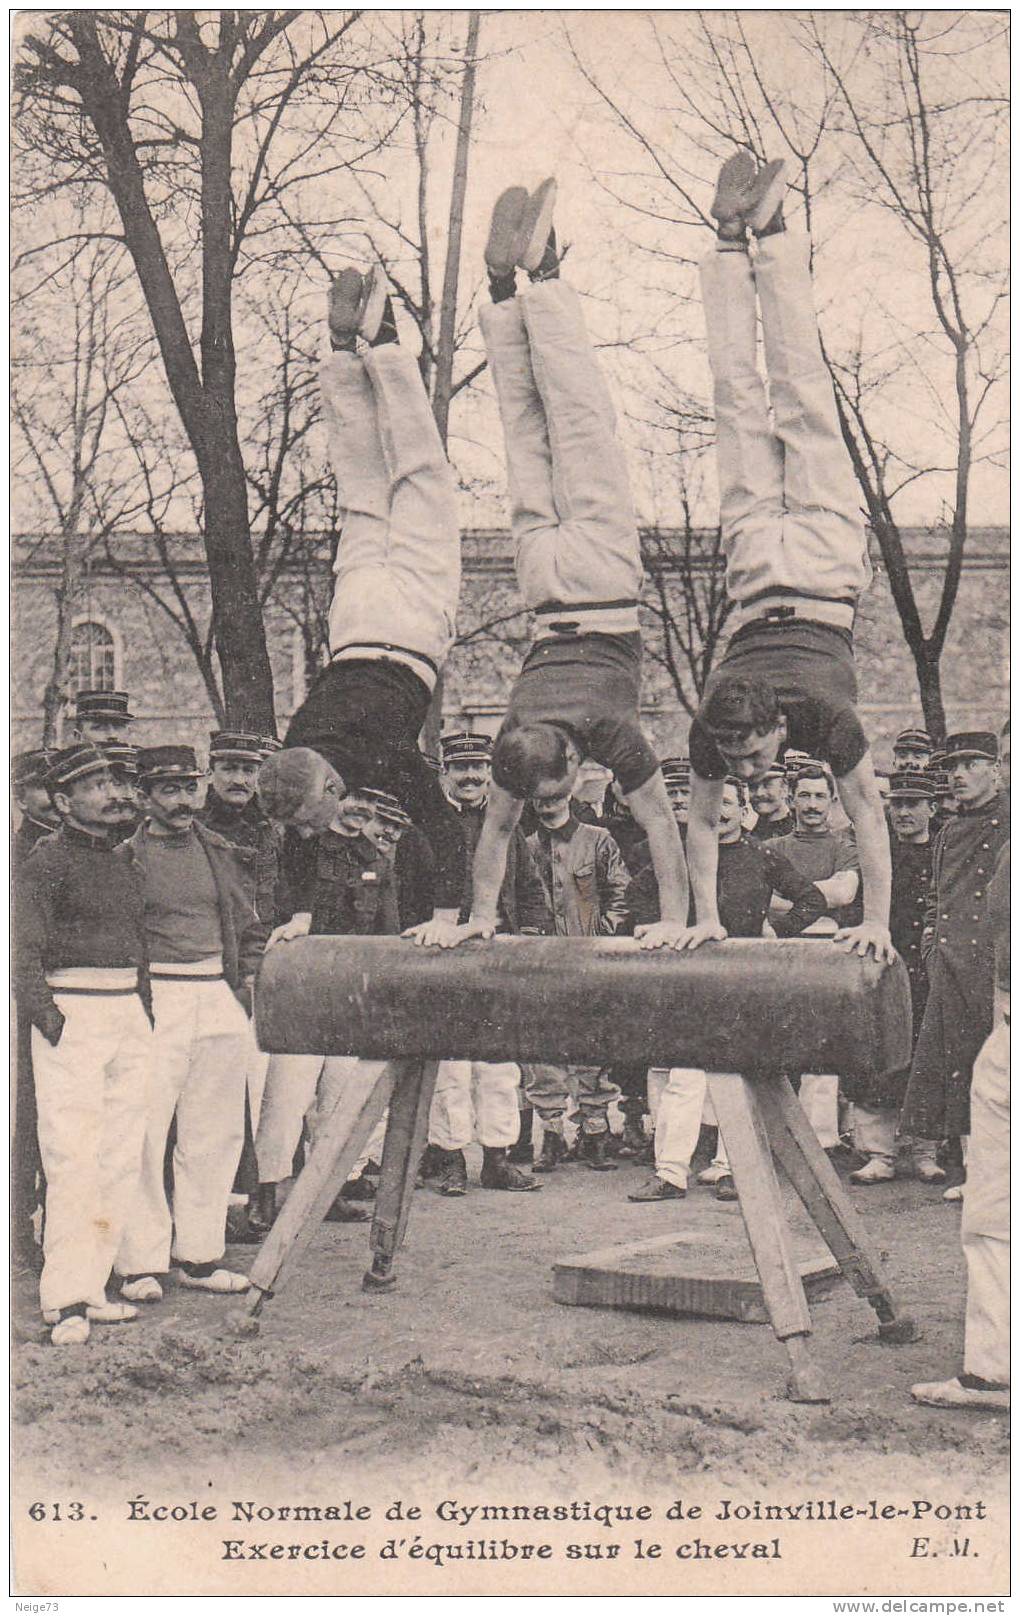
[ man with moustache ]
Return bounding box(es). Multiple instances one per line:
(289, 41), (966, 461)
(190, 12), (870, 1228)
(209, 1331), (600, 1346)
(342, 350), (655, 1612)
(14, 745), (152, 1344)
(424, 732), (548, 1195)
(892, 727), (935, 775)
(901, 732), (1009, 1200)
(749, 764), (794, 842)
(114, 746), (262, 1301)
(101, 742), (142, 844)
(849, 772), (937, 1184)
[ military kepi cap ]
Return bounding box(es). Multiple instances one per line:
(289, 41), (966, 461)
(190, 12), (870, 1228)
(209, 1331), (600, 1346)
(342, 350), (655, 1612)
(941, 731), (998, 765)
(893, 727), (934, 752)
(441, 731), (493, 765)
(13, 748), (56, 788)
(360, 787), (412, 828)
(209, 729), (267, 763)
(888, 771), (936, 801)
(103, 742), (140, 777)
(659, 756), (691, 783)
(75, 689), (134, 723)
(44, 744), (112, 791)
(136, 745), (204, 781)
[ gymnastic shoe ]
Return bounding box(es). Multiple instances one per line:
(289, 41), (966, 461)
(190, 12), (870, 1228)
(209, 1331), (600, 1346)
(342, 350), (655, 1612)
(340, 1170), (377, 1202)
(627, 1174), (686, 1202)
(943, 1183), (965, 1203)
(913, 1154), (946, 1184)
(120, 1275), (164, 1304)
(910, 1375), (1009, 1412)
(479, 1146), (542, 1191)
(49, 1311), (90, 1347)
(86, 1300), (139, 1324)
(714, 1175), (739, 1202)
(516, 178), (558, 273)
(743, 159), (787, 234)
(697, 1160), (731, 1186)
(849, 1155), (897, 1185)
(485, 185), (530, 279)
(710, 149), (757, 237)
(434, 1147), (468, 1197)
(328, 266), (367, 348)
(178, 1266), (250, 1294)
(323, 1194), (371, 1223)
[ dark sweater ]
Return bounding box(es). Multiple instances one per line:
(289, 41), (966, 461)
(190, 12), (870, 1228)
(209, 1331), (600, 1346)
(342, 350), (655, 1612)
(628, 834), (825, 938)
(14, 824), (149, 1027)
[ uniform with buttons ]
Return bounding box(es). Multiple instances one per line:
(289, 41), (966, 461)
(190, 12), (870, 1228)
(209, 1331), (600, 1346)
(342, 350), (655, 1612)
(901, 760), (1008, 1141)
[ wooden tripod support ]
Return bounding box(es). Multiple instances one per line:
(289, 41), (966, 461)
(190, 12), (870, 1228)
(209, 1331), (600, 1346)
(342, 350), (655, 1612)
(245, 936), (918, 1400)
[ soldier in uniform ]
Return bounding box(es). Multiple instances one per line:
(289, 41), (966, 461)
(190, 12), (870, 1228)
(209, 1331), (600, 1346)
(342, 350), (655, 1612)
(199, 729), (283, 1238)
(12, 748), (58, 1272)
(748, 763), (793, 842)
(14, 745), (153, 1345)
(253, 770), (403, 1231)
(71, 689), (134, 746)
(892, 727), (934, 773)
(901, 732), (1008, 1198)
(13, 749), (59, 865)
(114, 746), (262, 1300)
(424, 732), (548, 1196)
(102, 742), (142, 844)
(848, 771), (936, 1184)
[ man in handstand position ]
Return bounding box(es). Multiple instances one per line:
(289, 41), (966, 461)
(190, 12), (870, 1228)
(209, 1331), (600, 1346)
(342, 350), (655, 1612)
(407, 180), (688, 950)
(681, 154), (893, 963)
(264, 265), (463, 919)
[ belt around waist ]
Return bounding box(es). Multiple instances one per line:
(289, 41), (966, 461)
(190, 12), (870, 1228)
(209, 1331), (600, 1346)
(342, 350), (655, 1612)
(533, 599), (641, 639)
(331, 643), (437, 691)
(47, 967), (141, 995)
(733, 593), (856, 633)
(150, 955), (225, 982)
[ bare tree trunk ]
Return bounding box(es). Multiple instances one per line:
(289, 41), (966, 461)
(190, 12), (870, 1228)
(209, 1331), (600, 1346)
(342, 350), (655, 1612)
(41, 541), (84, 745)
(431, 10), (480, 448)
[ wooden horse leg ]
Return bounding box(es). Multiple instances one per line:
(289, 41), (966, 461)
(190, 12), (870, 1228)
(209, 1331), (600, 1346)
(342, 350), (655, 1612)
(242, 1058), (398, 1323)
(364, 1058), (439, 1293)
(755, 1075), (918, 1343)
(706, 1071), (830, 1403)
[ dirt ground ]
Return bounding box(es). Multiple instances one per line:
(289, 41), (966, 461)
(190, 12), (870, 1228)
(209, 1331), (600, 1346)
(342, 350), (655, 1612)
(12, 1148), (1010, 1597)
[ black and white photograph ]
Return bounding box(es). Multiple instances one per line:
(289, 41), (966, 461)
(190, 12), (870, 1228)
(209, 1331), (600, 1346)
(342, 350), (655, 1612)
(9, 7), (1009, 1599)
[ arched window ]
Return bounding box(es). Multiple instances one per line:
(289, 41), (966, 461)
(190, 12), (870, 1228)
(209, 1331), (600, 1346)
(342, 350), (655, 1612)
(68, 619), (118, 693)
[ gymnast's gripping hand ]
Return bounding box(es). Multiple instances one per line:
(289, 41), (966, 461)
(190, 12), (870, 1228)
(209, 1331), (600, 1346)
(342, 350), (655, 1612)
(634, 919), (694, 950)
(266, 911), (312, 948)
(833, 921), (895, 966)
(672, 921), (728, 952)
(402, 917), (497, 948)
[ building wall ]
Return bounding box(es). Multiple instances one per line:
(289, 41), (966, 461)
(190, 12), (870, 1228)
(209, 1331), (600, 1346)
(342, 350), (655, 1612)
(12, 529), (1008, 772)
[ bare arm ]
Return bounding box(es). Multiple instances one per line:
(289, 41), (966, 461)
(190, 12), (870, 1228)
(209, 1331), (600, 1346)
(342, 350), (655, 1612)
(674, 773), (727, 950)
(833, 757), (894, 963)
(404, 784), (522, 947)
(624, 771), (690, 948)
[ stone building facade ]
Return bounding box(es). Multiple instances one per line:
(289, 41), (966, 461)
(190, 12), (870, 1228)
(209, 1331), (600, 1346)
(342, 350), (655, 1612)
(12, 527), (1009, 772)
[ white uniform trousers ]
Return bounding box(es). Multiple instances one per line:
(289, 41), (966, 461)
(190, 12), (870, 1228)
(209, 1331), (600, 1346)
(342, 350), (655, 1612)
(647, 1067), (710, 1191)
(961, 1016), (1010, 1384)
(700, 234), (871, 615)
(33, 983), (152, 1314)
(852, 1103), (898, 1162)
(479, 280), (643, 636)
(428, 1061), (521, 1152)
(322, 343), (461, 677)
(798, 1074), (840, 1150)
(256, 1053), (385, 1184)
(117, 971), (251, 1275)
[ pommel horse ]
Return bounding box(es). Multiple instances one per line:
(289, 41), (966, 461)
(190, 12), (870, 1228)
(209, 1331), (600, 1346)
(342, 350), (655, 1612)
(247, 936), (918, 1402)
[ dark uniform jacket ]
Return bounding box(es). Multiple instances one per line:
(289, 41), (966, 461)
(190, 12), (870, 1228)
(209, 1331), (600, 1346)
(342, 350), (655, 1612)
(452, 799), (550, 934)
(14, 824), (151, 1032)
(890, 837), (934, 1037)
(305, 831), (400, 938)
(13, 814), (58, 871)
(901, 793), (1009, 1138)
(528, 814), (630, 938)
(116, 821), (265, 1001)
(199, 790), (281, 937)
